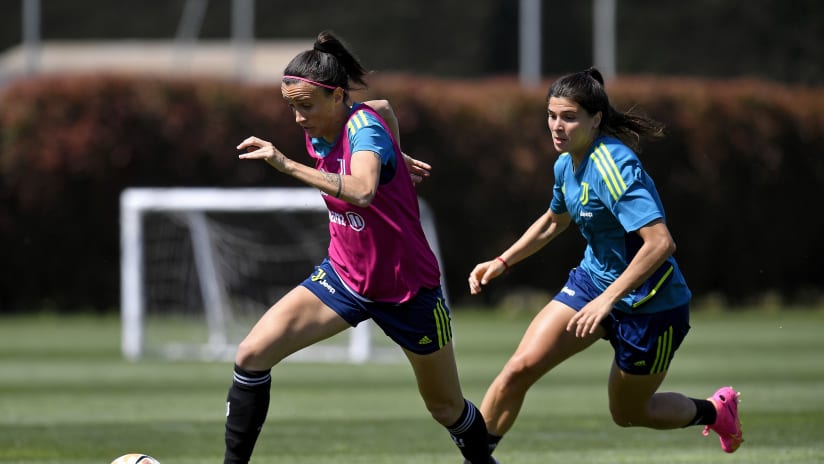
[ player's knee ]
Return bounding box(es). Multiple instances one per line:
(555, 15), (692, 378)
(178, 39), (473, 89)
(234, 346), (255, 369)
(428, 406), (455, 426)
(234, 339), (277, 370)
(609, 406), (642, 427)
(496, 355), (543, 393)
(610, 411), (633, 427)
(424, 398), (465, 426)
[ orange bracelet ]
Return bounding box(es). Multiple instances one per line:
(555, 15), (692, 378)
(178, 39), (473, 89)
(495, 256), (510, 272)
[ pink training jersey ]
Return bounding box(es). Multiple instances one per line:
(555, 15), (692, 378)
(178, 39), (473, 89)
(304, 103), (441, 303)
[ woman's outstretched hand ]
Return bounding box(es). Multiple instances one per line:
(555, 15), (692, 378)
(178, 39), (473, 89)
(468, 259), (507, 295)
(238, 136), (289, 171)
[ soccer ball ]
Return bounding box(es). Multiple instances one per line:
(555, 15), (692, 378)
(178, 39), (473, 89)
(110, 454), (161, 464)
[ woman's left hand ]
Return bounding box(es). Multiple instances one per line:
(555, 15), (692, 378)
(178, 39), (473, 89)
(403, 153), (431, 185)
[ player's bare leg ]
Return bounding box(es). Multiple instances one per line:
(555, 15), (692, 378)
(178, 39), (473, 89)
(225, 287), (350, 464)
(480, 301), (601, 438)
(607, 364), (695, 428)
(608, 355), (743, 452)
(235, 286), (350, 369)
(406, 343), (495, 464)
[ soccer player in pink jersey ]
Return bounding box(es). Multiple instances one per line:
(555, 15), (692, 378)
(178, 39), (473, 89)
(223, 31), (497, 464)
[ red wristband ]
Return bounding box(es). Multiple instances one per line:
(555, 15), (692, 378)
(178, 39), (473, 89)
(495, 256), (510, 272)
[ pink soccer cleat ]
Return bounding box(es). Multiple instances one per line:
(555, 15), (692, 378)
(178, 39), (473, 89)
(702, 386), (743, 453)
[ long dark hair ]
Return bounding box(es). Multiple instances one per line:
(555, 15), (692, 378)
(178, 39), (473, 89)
(547, 67), (664, 152)
(282, 30), (369, 94)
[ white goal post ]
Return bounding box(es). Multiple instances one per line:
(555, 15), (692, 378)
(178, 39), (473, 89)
(119, 187), (447, 362)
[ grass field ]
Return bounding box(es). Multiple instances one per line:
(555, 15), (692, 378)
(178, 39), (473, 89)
(1, 308), (823, 464)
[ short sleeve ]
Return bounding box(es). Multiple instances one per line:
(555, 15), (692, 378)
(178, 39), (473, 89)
(550, 155), (568, 214)
(589, 141), (664, 232)
(613, 181), (664, 232)
(347, 109), (396, 168)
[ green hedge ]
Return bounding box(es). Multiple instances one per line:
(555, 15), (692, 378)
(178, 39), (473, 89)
(1, 74), (822, 312)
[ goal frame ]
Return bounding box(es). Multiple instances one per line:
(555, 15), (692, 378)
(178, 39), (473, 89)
(119, 187), (447, 362)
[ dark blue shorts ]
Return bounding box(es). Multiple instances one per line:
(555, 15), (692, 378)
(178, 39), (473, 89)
(553, 267), (691, 375)
(300, 259), (452, 355)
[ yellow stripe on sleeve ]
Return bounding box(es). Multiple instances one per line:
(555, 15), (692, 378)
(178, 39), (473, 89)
(590, 155), (620, 201)
(357, 110), (369, 127)
(596, 144), (628, 191)
(590, 144), (629, 202)
(351, 111), (364, 129)
(347, 111), (370, 138)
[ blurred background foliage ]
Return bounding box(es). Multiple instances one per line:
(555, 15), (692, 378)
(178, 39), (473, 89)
(2, 74), (822, 312)
(1, 1), (823, 312)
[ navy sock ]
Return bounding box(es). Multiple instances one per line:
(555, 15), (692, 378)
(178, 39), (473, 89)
(224, 365), (272, 464)
(686, 397), (717, 426)
(488, 433), (502, 454)
(447, 400), (492, 464)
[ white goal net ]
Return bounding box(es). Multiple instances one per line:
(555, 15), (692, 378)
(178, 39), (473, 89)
(119, 187), (447, 363)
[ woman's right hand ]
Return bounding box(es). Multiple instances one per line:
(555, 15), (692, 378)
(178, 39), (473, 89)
(468, 259), (507, 295)
(237, 136), (289, 172)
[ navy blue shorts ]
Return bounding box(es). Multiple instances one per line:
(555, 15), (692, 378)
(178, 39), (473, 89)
(300, 259), (452, 355)
(553, 267), (691, 375)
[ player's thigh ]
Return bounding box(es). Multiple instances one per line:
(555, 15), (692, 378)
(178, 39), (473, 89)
(507, 300), (602, 376)
(607, 361), (667, 413)
(237, 286), (350, 368)
(605, 305), (690, 412)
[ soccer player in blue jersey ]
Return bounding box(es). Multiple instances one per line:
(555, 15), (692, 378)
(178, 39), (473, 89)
(468, 68), (742, 459)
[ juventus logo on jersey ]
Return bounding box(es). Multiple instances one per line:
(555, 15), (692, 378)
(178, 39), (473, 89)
(580, 181), (590, 205)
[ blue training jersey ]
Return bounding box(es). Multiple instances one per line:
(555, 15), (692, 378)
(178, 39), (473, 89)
(550, 136), (691, 314)
(310, 103), (397, 184)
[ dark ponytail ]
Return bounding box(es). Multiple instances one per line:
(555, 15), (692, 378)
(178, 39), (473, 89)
(547, 67), (664, 152)
(283, 30), (369, 93)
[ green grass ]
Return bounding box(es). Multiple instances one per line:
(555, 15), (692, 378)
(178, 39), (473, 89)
(1, 309), (823, 463)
